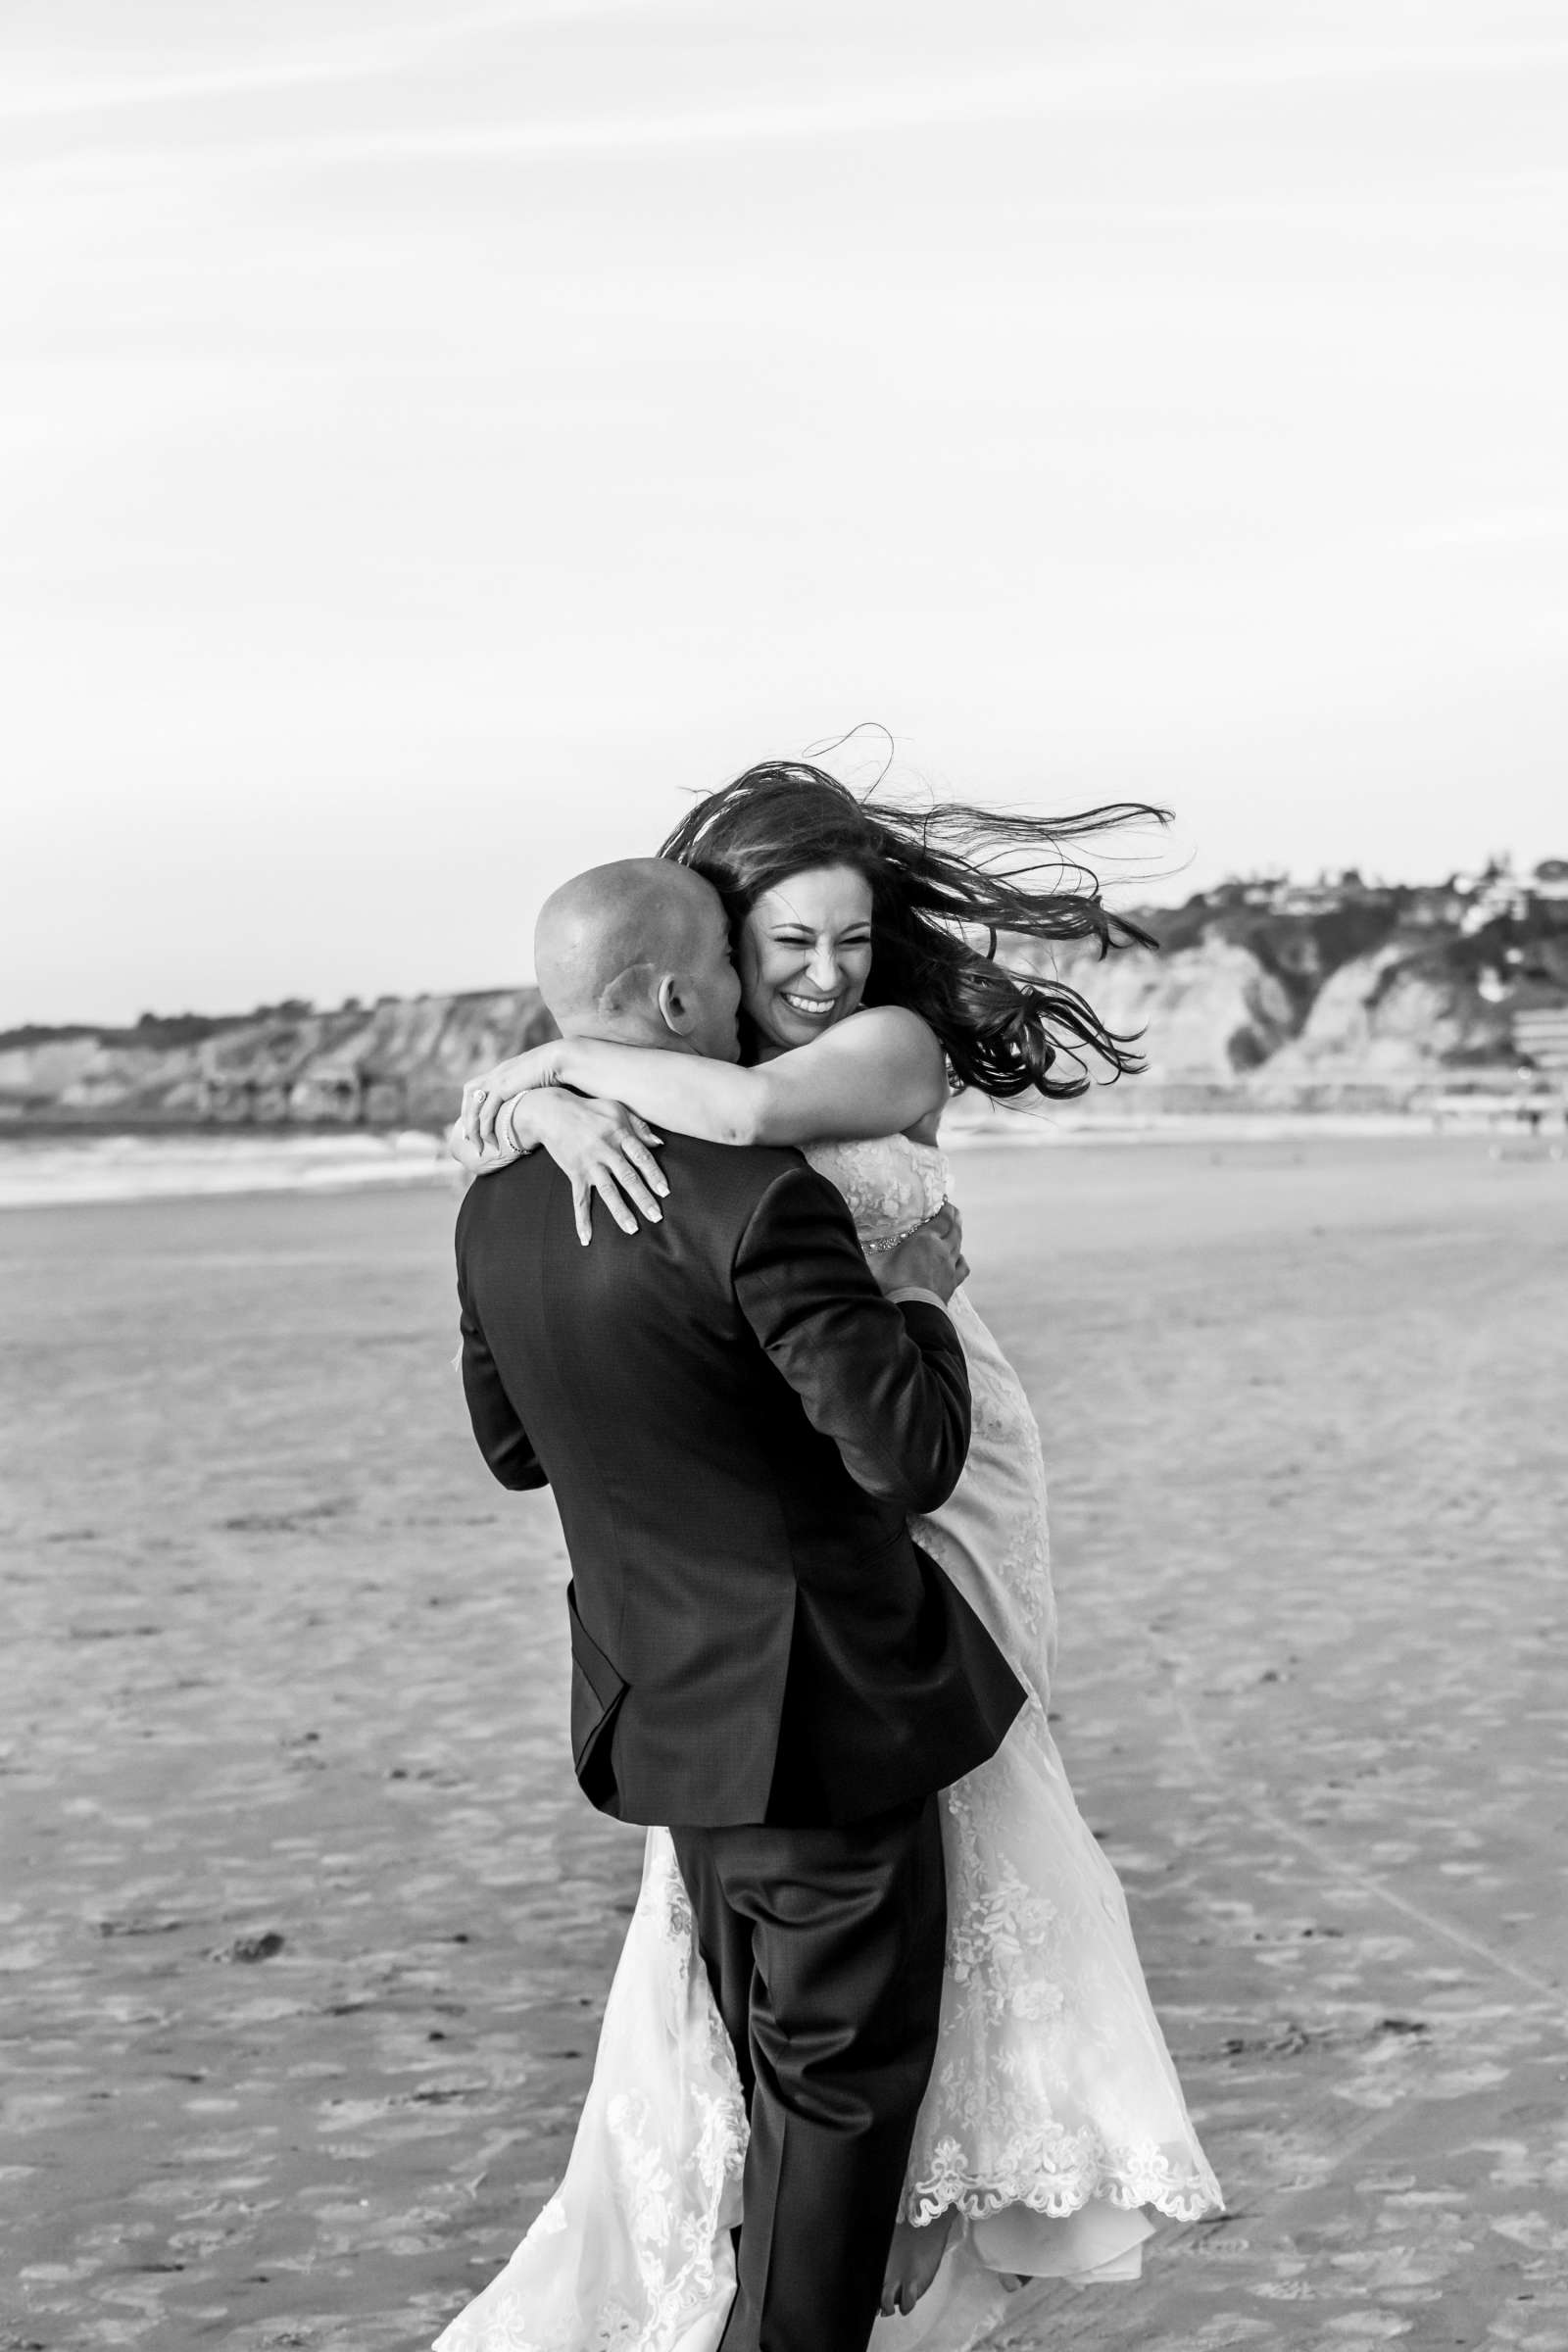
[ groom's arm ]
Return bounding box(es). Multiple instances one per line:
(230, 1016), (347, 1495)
(455, 1252), (548, 1493)
(733, 1165), (970, 1514)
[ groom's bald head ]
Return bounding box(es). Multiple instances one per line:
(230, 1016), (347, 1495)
(534, 858), (742, 1059)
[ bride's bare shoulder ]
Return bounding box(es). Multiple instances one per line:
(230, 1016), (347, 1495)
(829, 1004), (945, 1067)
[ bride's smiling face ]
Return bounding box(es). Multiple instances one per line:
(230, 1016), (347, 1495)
(737, 863), (875, 1055)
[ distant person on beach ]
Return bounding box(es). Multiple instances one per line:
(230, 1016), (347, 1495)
(438, 766), (1221, 2352)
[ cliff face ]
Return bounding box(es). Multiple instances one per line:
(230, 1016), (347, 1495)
(1018, 877), (1566, 1102)
(1045, 932), (1299, 1082)
(1260, 946), (1511, 1081)
(4, 878), (1564, 1129)
(0, 991), (558, 1129)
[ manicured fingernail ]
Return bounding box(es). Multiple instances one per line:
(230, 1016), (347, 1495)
(654, 1181), (669, 1197)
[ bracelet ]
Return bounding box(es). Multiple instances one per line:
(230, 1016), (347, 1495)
(498, 1099), (538, 1157)
(864, 1199), (948, 1253)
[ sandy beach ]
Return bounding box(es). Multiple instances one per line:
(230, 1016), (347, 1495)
(3, 1134), (1565, 2351)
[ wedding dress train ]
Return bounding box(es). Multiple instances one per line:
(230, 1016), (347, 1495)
(435, 1137), (1221, 2352)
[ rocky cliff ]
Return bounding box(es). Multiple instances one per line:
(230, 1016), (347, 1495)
(1029, 873), (1568, 1106)
(0, 990), (559, 1130)
(5, 873), (1566, 1129)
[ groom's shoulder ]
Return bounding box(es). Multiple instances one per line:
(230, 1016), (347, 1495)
(657, 1131), (807, 1219)
(453, 1135), (838, 1255)
(453, 1150), (551, 1250)
(658, 1135), (858, 1260)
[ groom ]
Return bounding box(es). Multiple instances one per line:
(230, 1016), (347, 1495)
(455, 858), (1024, 2352)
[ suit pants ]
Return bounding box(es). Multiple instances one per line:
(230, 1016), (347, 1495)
(670, 1795), (946, 2352)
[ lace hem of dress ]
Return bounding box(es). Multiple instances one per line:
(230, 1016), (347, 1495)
(432, 1833), (747, 2352)
(904, 2131), (1223, 2230)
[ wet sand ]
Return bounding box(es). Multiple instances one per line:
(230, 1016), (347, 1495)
(2, 1137), (1565, 2351)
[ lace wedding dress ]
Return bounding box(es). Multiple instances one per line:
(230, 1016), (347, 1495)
(435, 1137), (1222, 2352)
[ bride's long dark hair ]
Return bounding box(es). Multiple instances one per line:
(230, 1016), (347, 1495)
(660, 760), (1166, 1099)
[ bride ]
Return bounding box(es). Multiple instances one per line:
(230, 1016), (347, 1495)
(435, 763), (1221, 2352)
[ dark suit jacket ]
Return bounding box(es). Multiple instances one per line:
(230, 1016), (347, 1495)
(456, 1131), (1025, 1828)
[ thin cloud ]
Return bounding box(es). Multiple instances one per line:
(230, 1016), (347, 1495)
(0, 2), (649, 123)
(1407, 513), (1568, 549)
(15, 36), (1568, 181)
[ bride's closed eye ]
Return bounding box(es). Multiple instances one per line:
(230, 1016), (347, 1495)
(772, 930), (871, 947)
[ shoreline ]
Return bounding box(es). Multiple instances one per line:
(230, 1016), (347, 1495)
(0, 1127), (458, 1210)
(1, 1104), (1563, 1210)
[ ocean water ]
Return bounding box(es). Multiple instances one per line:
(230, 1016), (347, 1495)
(0, 1102), (1524, 1210)
(0, 1128), (457, 1209)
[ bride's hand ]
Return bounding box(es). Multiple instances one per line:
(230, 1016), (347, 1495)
(450, 1088), (668, 1245)
(460, 1044), (562, 1153)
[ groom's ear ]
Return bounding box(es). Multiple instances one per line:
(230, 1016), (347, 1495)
(600, 960), (660, 1024)
(655, 972), (697, 1038)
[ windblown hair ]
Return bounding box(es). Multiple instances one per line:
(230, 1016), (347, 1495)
(660, 761), (1166, 1099)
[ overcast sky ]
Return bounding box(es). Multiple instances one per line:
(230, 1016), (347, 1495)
(5, 0), (1566, 1025)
